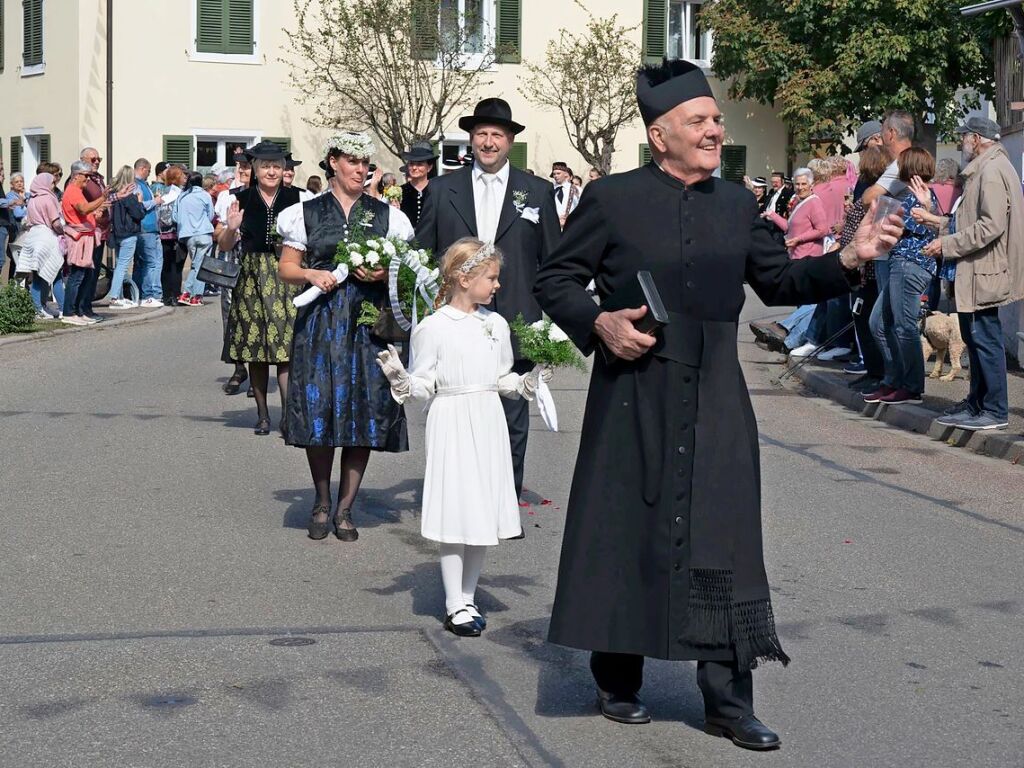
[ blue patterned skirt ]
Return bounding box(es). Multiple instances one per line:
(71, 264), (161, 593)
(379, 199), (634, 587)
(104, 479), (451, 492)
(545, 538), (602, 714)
(285, 279), (408, 451)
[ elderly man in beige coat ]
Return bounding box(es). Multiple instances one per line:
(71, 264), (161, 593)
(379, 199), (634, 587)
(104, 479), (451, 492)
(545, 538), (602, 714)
(921, 116), (1024, 431)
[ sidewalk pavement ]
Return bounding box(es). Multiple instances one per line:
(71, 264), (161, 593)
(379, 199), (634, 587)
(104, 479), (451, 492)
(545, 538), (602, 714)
(789, 354), (1024, 465)
(0, 304), (176, 348)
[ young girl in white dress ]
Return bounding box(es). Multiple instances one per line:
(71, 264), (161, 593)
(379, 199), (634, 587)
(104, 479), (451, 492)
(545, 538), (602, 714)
(376, 237), (549, 637)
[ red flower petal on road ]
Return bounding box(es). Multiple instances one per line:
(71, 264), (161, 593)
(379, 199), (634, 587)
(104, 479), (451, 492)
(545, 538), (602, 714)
(518, 501), (530, 508)
(540, 499), (552, 505)
(843, 539), (853, 544)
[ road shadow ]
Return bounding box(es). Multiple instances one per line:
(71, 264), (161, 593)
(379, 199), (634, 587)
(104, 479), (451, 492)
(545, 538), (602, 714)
(486, 617), (706, 729)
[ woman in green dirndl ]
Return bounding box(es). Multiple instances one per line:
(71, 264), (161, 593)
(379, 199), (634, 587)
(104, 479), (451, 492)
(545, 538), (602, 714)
(217, 141), (303, 437)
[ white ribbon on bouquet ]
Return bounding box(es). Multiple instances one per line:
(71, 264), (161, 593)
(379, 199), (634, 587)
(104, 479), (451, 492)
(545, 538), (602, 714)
(535, 379), (558, 431)
(292, 264), (350, 308)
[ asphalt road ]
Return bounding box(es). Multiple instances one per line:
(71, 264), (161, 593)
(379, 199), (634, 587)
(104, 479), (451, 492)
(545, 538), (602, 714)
(1, 292), (1021, 768)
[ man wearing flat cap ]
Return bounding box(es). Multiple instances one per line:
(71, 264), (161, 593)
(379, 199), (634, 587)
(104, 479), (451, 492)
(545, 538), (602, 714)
(416, 98), (561, 509)
(534, 59), (903, 749)
(400, 141), (438, 227)
(920, 115), (1024, 432)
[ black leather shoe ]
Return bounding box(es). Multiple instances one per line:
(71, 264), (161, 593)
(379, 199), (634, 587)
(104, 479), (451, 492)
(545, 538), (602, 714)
(597, 690), (651, 724)
(466, 603), (486, 630)
(334, 509), (358, 542)
(444, 610), (481, 637)
(254, 418), (271, 435)
(704, 714), (780, 750)
(307, 504), (330, 540)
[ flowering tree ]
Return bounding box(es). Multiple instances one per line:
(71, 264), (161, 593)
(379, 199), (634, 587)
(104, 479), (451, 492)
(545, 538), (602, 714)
(519, 3), (641, 174)
(283, 0), (498, 158)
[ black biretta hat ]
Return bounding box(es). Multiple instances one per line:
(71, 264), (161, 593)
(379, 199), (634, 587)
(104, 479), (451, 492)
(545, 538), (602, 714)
(636, 59), (715, 126)
(458, 98), (525, 135)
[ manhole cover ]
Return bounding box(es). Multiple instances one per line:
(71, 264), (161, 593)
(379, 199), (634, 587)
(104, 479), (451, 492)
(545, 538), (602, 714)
(269, 636), (316, 647)
(143, 694), (197, 709)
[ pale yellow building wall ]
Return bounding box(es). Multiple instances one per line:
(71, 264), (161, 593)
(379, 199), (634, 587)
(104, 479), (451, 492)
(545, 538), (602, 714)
(1, 0), (788, 186)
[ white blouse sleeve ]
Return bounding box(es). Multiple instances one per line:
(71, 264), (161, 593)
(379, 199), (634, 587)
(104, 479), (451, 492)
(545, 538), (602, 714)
(386, 206), (415, 242)
(276, 201), (307, 251)
(400, 321), (439, 401)
(214, 190), (235, 222)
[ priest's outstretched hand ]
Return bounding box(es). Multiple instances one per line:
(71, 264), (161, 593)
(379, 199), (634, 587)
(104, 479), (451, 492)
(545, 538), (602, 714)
(594, 306), (658, 361)
(849, 201), (905, 266)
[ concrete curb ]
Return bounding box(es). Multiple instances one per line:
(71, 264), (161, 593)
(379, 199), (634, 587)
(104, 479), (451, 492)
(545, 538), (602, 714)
(794, 366), (1024, 465)
(0, 306), (175, 349)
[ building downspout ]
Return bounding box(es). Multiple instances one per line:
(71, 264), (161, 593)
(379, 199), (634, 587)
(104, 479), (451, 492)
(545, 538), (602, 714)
(105, 0), (113, 182)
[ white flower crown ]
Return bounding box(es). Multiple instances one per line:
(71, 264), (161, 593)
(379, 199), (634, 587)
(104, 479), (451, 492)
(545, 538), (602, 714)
(459, 241), (496, 273)
(324, 132), (377, 160)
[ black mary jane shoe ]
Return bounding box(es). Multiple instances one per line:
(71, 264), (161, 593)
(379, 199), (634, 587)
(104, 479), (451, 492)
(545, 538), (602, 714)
(223, 369), (248, 395)
(334, 509), (359, 542)
(247, 385), (255, 398)
(254, 418), (271, 436)
(444, 610), (482, 638)
(597, 690), (651, 724)
(307, 504), (331, 540)
(465, 603), (486, 630)
(704, 714), (780, 750)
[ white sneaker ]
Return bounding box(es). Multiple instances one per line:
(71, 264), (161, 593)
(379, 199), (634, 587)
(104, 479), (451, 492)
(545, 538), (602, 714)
(35, 310), (56, 321)
(817, 346), (852, 361)
(107, 298), (132, 309)
(60, 316), (88, 326)
(139, 298), (163, 308)
(788, 342), (819, 358)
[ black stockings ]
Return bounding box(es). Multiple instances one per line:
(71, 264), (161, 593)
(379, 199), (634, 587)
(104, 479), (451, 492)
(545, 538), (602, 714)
(305, 447), (372, 528)
(249, 362), (289, 422)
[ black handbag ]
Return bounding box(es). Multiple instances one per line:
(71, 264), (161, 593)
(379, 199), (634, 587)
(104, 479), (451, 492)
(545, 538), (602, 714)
(371, 306), (410, 343)
(197, 253), (241, 289)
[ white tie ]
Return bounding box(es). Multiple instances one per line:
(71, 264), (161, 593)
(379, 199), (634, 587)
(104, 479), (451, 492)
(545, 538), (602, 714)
(478, 173), (499, 242)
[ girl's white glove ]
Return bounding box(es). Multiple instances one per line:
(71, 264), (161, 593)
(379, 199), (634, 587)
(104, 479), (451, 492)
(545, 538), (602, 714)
(376, 344), (411, 401)
(521, 365), (553, 398)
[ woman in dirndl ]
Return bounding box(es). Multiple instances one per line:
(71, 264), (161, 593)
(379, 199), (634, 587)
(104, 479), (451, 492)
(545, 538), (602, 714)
(277, 132), (414, 542)
(217, 141), (302, 437)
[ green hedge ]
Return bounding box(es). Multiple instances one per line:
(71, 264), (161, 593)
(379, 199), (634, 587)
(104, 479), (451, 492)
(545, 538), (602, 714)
(0, 282), (37, 334)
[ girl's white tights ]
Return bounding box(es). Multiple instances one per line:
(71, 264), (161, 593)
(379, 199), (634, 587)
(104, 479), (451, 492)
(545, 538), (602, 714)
(440, 543), (487, 624)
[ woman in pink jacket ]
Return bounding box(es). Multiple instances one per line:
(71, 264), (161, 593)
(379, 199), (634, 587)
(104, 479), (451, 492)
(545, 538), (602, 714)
(765, 167), (829, 259)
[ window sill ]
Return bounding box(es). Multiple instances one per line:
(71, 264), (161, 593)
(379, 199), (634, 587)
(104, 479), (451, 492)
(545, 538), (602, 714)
(189, 50), (261, 66)
(21, 63), (45, 77)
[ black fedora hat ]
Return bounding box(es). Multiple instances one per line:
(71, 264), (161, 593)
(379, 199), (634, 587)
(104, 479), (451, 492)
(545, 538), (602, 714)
(403, 141), (439, 163)
(458, 98), (525, 135)
(284, 152), (302, 171)
(246, 140), (287, 162)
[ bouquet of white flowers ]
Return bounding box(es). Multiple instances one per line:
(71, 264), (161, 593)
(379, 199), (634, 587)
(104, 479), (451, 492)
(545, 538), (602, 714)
(510, 315), (585, 370)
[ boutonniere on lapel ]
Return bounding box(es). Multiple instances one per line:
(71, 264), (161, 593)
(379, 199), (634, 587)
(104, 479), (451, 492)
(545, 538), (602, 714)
(481, 315), (499, 344)
(513, 190), (540, 223)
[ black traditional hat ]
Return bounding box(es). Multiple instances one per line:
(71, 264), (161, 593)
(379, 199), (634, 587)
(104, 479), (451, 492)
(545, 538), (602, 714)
(246, 141), (287, 162)
(403, 141), (439, 163)
(458, 98), (525, 135)
(284, 152), (302, 171)
(751, 176), (768, 187)
(549, 161), (572, 179)
(636, 59), (715, 126)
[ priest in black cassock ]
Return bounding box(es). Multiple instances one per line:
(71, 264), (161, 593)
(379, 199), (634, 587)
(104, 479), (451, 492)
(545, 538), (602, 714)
(534, 60), (902, 750)
(399, 141), (437, 228)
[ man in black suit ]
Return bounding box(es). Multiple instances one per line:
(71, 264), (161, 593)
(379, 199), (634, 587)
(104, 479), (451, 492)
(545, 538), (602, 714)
(765, 171), (793, 217)
(416, 97), (561, 505)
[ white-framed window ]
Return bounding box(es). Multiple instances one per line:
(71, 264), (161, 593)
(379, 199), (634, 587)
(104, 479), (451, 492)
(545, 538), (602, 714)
(189, 0), (261, 66)
(668, 0), (712, 67)
(440, 0), (494, 66)
(190, 129), (261, 172)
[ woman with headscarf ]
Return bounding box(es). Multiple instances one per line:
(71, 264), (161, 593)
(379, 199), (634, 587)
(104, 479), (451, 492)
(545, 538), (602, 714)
(15, 173), (66, 319)
(277, 132), (414, 542)
(217, 141), (302, 436)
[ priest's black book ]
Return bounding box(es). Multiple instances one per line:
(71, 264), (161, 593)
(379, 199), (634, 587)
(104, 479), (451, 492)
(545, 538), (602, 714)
(599, 270), (670, 363)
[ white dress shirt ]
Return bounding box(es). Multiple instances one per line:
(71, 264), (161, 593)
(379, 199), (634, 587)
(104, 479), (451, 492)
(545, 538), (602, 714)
(472, 160), (510, 243)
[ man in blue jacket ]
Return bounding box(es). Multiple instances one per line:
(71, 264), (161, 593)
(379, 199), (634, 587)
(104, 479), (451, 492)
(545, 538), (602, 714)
(133, 158), (164, 308)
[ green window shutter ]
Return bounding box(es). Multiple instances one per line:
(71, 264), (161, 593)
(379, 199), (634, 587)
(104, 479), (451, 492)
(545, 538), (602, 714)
(11, 136), (22, 174)
(642, 0), (667, 64)
(639, 144), (652, 166)
(720, 145), (746, 182)
(163, 135), (194, 167)
(410, 0), (438, 61)
(495, 0), (521, 64)
(23, 0), (43, 67)
(225, 0), (254, 55)
(38, 133), (50, 163)
(265, 137), (291, 154)
(508, 142), (527, 170)
(197, 0), (252, 54)
(196, 0), (225, 52)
